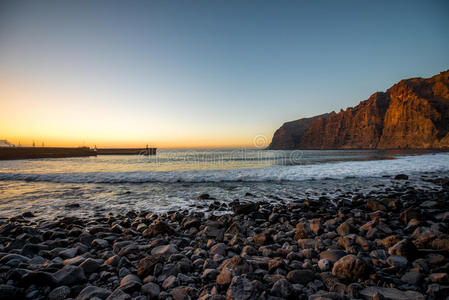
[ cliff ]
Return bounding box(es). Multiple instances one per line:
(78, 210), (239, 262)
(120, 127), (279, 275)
(269, 70), (449, 149)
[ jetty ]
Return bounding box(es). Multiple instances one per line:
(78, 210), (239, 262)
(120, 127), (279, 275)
(0, 146), (157, 160)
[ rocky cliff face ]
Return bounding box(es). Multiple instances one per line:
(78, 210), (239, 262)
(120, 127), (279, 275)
(269, 70), (449, 149)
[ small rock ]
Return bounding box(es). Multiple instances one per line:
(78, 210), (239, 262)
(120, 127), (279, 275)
(76, 285), (111, 300)
(48, 286), (71, 300)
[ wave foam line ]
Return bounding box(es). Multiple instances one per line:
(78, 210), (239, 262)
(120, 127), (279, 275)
(0, 153), (448, 183)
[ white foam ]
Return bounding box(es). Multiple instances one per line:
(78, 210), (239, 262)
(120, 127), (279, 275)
(0, 153), (448, 183)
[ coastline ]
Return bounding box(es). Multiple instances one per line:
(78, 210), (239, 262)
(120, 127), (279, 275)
(0, 174), (448, 299)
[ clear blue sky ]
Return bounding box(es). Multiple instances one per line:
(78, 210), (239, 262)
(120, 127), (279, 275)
(1, 0), (448, 147)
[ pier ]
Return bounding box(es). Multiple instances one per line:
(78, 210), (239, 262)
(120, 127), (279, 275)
(0, 146), (157, 160)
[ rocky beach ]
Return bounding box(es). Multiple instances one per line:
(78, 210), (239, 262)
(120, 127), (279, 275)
(1, 173), (448, 300)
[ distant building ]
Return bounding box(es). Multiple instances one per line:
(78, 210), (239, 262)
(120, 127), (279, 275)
(0, 140), (15, 147)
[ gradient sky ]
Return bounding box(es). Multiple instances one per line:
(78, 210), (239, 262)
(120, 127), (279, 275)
(1, 0), (448, 148)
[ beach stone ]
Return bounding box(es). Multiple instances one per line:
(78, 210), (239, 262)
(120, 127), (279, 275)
(202, 268), (219, 281)
(401, 272), (423, 285)
(137, 256), (163, 277)
(253, 232), (272, 246)
(198, 193), (213, 200)
(318, 258), (331, 271)
(48, 286), (71, 300)
(320, 250), (347, 263)
(286, 269), (315, 284)
(171, 286), (198, 300)
(142, 221), (174, 238)
(141, 282), (160, 298)
(295, 222), (310, 239)
(92, 238), (109, 249)
(119, 274), (142, 292)
(429, 273), (449, 283)
(231, 202), (259, 215)
(105, 289), (131, 300)
(388, 239), (417, 258)
(105, 255), (120, 266)
(59, 248), (78, 259)
(337, 222), (355, 235)
(271, 278), (293, 298)
(332, 255), (367, 280)
(226, 276), (256, 300)
(359, 287), (425, 300)
(0, 284), (24, 299)
(210, 243), (227, 256)
(79, 258), (102, 274)
(54, 265), (87, 285)
(151, 244), (178, 257)
(76, 285), (111, 300)
(64, 255), (86, 266)
(309, 218), (323, 235)
(162, 275), (177, 289)
(387, 256), (408, 268)
(20, 270), (58, 286)
(217, 269), (232, 286)
(297, 239), (318, 249)
(394, 174), (409, 180)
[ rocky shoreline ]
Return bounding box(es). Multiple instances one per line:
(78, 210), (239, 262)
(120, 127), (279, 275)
(1, 176), (449, 300)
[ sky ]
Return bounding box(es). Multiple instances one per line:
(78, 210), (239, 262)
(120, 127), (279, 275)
(0, 0), (448, 148)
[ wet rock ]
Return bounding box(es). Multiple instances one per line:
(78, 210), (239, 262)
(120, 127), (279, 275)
(142, 221), (175, 238)
(141, 282), (160, 298)
(309, 218), (323, 235)
(79, 258), (102, 274)
(59, 247), (78, 259)
(171, 286), (198, 300)
(286, 269), (315, 285)
(253, 232), (272, 246)
(231, 202), (259, 215)
(0, 284), (23, 300)
(92, 238), (109, 249)
(210, 243), (227, 256)
(162, 275), (177, 289)
(294, 222), (311, 240)
(137, 256), (164, 278)
(394, 174), (409, 180)
(198, 193), (214, 200)
(217, 269), (232, 286)
(76, 285), (111, 300)
(359, 286), (425, 300)
(319, 250), (347, 263)
(386, 256), (408, 268)
(151, 244), (178, 257)
(202, 268), (219, 281)
(401, 272), (423, 285)
(337, 222), (355, 235)
(332, 255), (367, 281)
(318, 258), (331, 271)
(429, 273), (449, 283)
(48, 286), (71, 300)
(20, 271), (58, 287)
(271, 278), (293, 298)
(105, 289), (131, 300)
(226, 276), (256, 300)
(54, 265), (87, 285)
(388, 239), (417, 258)
(119, 274), (142, 292)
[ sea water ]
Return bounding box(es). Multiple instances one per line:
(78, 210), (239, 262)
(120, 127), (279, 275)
(0, 149), (448, 219)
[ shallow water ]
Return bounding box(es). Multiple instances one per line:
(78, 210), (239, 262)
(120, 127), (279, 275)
(0, 149), (447, 218)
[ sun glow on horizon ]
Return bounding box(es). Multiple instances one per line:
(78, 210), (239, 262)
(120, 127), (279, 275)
(0, 78), (272, 149)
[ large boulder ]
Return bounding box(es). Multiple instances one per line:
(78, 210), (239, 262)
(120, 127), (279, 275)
(332, 255), (368, 281)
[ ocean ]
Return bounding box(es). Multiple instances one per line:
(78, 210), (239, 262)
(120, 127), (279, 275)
(0, 149), (448, 219)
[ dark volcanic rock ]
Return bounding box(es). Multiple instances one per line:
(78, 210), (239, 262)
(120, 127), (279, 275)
(332, 255), (368, 281)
